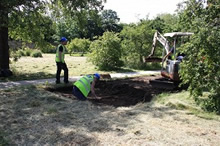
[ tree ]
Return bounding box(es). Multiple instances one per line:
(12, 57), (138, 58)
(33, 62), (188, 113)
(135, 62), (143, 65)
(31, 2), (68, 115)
(101, 9), (122, 33)
(54, 19), (80, 41)
(9, 10), (55, 46)
(0, 3), (11, 76)
(0, 0), (43, 77)
(82, 10), (103, 40)
(50, 8), (121, 41)
(0, 0), (105, 77)
(178, 0), (220, 112)
(120, 21), (154, 69)
(150, 17), (165, 33)
(156, 13), (179, 32)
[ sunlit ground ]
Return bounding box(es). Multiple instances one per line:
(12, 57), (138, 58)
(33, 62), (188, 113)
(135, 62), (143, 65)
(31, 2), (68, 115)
(8, 54), (110, 81)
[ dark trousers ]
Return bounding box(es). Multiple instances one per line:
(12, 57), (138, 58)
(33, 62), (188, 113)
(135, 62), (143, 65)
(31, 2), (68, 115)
(72, 86), (87, 101)
(56, 62), (68, 83)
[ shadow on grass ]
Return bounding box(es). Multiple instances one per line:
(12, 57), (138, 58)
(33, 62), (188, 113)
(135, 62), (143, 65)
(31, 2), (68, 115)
(0, 72), (55, 82)
(0, 84), (178, 145)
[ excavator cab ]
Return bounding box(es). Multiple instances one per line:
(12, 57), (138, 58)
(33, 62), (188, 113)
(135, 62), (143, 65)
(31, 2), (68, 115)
(144, 31), (193, 84)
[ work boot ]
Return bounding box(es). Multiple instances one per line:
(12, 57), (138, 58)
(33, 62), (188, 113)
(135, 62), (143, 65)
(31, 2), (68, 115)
(64, 80), (69, 84)
(56, 80), (60, 84)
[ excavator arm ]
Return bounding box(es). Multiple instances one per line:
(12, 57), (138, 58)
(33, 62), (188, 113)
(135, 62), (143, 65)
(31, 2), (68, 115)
(143, 31), (170, 62)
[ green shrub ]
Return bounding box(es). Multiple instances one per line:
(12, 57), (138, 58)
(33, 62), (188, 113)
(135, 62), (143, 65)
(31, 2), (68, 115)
(16, 50), (25, 56)
(12, 53), (21, 62)
(13, 48), (33, 57)
(31, 50), (43, 58)
(199, 94), (220, 114)
(67, 38), (91, 56)
(88, 31), (123, 70)
(41, 44), (56, 53)
(10, 49), (25, 62)
(24, 48), (32, 56)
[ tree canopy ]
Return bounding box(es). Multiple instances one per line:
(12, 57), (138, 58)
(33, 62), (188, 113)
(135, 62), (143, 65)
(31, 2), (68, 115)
(0, 0), (105, 76)
(178, 0), (220, 112)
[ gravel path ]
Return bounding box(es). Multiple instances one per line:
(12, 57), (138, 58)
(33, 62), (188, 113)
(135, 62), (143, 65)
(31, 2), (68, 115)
(0, 71), (159, 89)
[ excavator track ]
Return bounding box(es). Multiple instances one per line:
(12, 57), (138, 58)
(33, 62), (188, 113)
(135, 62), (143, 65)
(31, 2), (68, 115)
(149, 78), (178, 89)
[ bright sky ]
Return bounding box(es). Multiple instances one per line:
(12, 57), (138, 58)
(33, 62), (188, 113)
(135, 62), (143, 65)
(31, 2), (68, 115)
(104, 0), (184, 24)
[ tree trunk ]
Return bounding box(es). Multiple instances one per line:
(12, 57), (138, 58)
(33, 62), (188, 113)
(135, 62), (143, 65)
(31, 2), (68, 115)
(0, 5), (12, 77)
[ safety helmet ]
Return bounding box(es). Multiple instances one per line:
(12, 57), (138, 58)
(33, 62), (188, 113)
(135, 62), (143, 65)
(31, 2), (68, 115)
(60, 37), (68, 42)
(94, 73), (100, 80)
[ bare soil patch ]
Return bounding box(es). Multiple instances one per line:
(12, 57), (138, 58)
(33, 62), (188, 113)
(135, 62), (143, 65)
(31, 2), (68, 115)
(46, 75), (177, 107)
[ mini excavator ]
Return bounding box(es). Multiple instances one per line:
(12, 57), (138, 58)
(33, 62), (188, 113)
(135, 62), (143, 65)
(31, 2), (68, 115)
(143, 31), (193, 88)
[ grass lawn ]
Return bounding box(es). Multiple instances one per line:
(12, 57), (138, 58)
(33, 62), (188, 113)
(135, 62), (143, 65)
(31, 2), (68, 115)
(153, 91), (220, 120)
(2, 54), (137, 81)
(11, 54), (100, 78)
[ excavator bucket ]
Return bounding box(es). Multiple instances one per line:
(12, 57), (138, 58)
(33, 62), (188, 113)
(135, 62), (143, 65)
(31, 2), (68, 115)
(143, 56), (162, 63)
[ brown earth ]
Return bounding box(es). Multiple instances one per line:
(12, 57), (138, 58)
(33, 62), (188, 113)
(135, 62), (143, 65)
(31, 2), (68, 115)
(46, 75), (178, 107)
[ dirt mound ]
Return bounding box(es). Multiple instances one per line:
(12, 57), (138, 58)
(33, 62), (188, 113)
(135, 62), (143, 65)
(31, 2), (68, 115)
(46, 75), (176, 107)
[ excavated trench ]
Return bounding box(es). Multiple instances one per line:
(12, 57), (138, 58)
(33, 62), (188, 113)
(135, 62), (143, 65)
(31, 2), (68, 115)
(46, 75), (179, 107)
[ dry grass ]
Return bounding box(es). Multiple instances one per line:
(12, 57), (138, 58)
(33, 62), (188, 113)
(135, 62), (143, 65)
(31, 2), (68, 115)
(7, 54), (138, 81)
(1, 86), (220, 145)
(8, 54), (111, 81)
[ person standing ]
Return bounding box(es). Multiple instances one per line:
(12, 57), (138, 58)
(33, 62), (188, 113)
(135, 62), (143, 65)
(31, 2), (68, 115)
(55, 37), (69, 84)
(72, 73), (101, 100)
